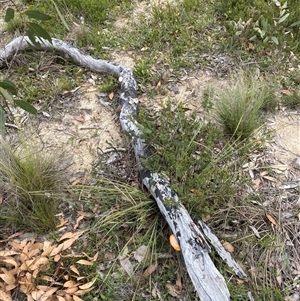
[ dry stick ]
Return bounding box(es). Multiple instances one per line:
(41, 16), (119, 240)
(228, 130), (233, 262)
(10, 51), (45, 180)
(0, 37), (247, 301)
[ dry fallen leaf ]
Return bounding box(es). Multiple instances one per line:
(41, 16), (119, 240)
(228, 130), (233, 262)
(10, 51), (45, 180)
(78, 278), (96, 290)
(169, 234), (181, 251)
(0, 273), (15, 285)
(74, 216), (85, 230)
(280, 89), (292, 95)
(166, 283), (181, 297)
(76, 260), (93, 266)
(108, 92), (114, 100)
(222, 241), (235, 253)
(73, 296), (84, 301)
(119, 257), (134, 276)
(266, 214), (277, 225)
(65, 286), (79, 294)
(59, 231), (83, 242)
(74, 115), (85, 123)
(29, 257), (49, 271)
(63, 280), (78, 288)
(143, 264), (158, 277)
(73, 287), (94, 296)
(8, 241), (24, 251)
(3, 258), (18, 270)
(0, 289), (12, 301)
(70, 265), (80, 276)
(49, 244), (64, 257)
(133, 245), (148, 263)
(56, 218), (68, 228)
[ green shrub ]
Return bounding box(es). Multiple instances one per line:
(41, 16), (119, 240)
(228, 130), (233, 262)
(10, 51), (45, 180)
(0, 139), (65, 233)
(215, 72), (276, 139)
(217, 0), (300, 52)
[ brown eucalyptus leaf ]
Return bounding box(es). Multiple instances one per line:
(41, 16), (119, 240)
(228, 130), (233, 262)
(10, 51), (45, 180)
(8, 241), (23, 251)
(0, 273), (15, 285)
(143, 264), (158, 277)
(31, 290), (44, 301)
(63, 280), (78, 288)
(5, 284), (17, 291)
(222, 241), (235, 253)
(266, 214), (277, 225)
(29, 257), (49, 271)
(65, 286), (78, 294)
(0, 250), (18, 257)
(73, 287), (94, 296)
(76, 260), (93, 266)
(70, 265), (80, 276)
(49, 244), (64, 256)
(3, 258), (18, 270)
(59, 231), (84, 241)
(0, 289), (12, 301)
(78, 278), (96, 290)
(73, 296), (84, 301)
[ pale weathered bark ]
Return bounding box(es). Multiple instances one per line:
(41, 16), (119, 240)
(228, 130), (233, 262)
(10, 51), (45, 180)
(0, 37), (247, 301)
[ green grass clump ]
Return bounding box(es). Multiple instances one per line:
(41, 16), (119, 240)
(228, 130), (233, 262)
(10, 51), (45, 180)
(0, 139), (65, 233)
(215, 72), (276, 139)
(281, 92), (300, 108)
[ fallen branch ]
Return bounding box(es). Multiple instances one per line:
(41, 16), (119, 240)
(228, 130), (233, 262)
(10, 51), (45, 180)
(0, 37), (246, 301)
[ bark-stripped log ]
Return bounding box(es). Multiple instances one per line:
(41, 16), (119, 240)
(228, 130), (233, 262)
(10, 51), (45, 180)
(0, 37), (247, 301)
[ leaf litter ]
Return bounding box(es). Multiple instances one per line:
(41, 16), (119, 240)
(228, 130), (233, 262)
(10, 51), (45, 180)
(0, 231), (97, 301)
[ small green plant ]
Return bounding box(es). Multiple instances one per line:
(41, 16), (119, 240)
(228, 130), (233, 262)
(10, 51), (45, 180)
(134, 58), (156, 85)
(215, 72), (276, 139)
(250, 1), (299, 48)
(0, 139), (65, 233)
(100, 76), (118, 93)
(201, 84), (215, 111)
(220, 0), (300, 53)
(281, 92), (300, 108)
(1, 5), (54, 134)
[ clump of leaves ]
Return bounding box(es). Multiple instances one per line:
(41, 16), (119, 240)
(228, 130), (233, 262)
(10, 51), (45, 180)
(0, 139), (66, 233)
(0, 231), (97, 301)
(215, 71), (276, 139)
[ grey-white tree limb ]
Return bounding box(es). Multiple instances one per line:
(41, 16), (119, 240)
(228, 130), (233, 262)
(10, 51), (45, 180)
(0, 36), (247, 301)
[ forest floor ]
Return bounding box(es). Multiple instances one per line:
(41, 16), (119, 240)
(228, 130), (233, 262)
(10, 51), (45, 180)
(0, 1), (300, 301)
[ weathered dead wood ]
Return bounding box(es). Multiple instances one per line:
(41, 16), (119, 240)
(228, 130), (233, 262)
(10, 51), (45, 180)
(198, 220), (247, 279)
(0, 37), (247, 301)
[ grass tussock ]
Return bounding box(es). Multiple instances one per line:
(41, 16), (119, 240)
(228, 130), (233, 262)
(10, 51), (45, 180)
(281, 92), (300, 109)
(215, 72), (277, 139)
(0, 138), (66, 233)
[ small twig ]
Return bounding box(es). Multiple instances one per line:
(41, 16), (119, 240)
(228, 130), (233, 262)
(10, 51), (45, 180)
(101, 147), (127, 154)
(4, 122), (19, 130)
